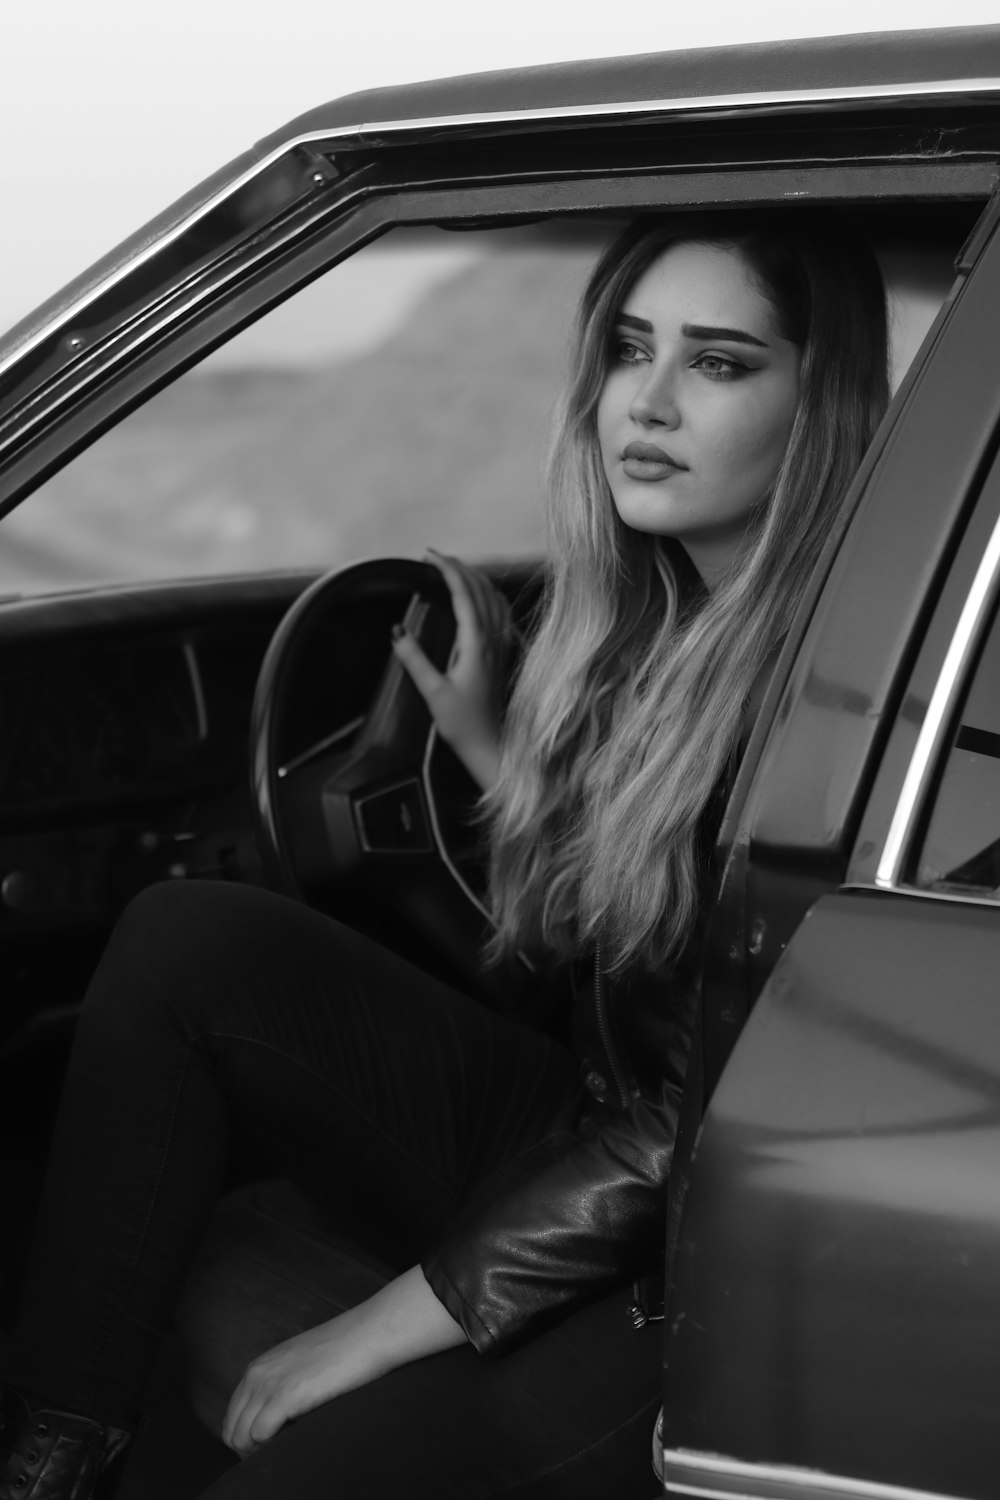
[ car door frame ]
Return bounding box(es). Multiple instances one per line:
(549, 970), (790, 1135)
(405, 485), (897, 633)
(660, 191), (1000, 1500)
(1, 104), (996, 517)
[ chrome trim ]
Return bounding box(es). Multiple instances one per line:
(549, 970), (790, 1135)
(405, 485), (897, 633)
(277, 714), (364, 778)
(0, 176), (354, 460)
(843, 878), (1000, 908)
(361, 77), (1000, 140)
(1, 74), (997, 387)
(875, 504), (1000, 888)
(663, 1448), (967, 1500)
(0, 130), (353, 386)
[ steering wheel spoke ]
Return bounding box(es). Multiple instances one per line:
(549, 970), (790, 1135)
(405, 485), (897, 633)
(276, 715), (365, 780)
(251, 559), (456, 905)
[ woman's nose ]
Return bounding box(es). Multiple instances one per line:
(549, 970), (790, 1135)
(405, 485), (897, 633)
(629, 365), (681, 428)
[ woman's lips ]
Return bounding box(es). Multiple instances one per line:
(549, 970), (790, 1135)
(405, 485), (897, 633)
(620, 442), (687, 482)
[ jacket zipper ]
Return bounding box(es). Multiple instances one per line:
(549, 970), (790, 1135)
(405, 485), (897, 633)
(594, 943), (666, 1331)
(593, 941), (631, 1110)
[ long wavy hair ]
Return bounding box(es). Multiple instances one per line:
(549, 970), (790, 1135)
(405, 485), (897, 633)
(485, 211), (889, 976)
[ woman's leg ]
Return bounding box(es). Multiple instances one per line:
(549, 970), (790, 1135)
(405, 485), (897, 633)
(8, 879), (581, 1431)
(197, 1279), (662, 1500)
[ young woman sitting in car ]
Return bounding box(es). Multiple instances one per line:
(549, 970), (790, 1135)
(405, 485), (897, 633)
(0, 209), (888, 1500)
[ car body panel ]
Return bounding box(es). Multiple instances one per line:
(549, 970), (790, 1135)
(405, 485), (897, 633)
(662, 892), (1000, 1500)
(692, 192), (1000, 1093)
(661, 193), (1000, 1499)
(746, 201), (1000, 867)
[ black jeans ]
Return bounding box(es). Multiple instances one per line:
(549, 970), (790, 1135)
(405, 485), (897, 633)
(10, 881), (662, 1498)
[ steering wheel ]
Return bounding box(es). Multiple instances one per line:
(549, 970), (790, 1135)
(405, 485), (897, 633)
(250, 556), (468, 909)
(250, 555), (541, 1011)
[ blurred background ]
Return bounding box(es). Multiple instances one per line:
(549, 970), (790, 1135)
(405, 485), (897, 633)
(1, 0), (995, 591)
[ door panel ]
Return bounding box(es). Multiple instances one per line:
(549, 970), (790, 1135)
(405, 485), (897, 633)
(662, 890), (1000, 1499)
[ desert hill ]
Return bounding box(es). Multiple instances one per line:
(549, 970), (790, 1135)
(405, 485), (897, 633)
(0, 242), (596, 592)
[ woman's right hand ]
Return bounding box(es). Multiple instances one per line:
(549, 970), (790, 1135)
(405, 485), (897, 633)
(391, 549), (514, 793)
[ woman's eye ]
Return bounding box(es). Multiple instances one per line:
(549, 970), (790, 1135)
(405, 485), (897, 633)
(693, 352), (747, 381)
(614, 338), (649, 366)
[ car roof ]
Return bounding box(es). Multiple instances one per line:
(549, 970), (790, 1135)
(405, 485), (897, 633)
(263, 24), (1000, 147)
(3, 24), (999, 397)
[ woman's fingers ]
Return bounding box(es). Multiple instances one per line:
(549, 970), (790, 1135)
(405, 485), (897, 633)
(426, 549), (514, 664)
(244, 1395), (287, 1452)
(223, 1362), (306, 1457)
(394, 556), (509, 789)
(226, 1396), (277, 1458)
(221, 1374), (258, 1455)
(222, 1361), (271, 1455)
(425, 548), (481, 648)
(460, 559), (511, 638)
(391, 625), (446, 704)
(427, 549), (511, 635)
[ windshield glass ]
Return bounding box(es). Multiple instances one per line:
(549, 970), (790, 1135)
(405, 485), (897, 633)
(0, 225), (609, 594)
(0, 219), (953, 596)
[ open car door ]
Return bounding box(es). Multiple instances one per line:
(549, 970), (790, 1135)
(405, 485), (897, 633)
(660, 200), (1000, 1500)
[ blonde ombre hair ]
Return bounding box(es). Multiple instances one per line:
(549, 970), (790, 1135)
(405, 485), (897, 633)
(486, 213), (889, 975)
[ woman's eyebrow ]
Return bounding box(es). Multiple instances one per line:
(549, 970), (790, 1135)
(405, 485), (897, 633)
(682, 322), (769, 348)
(617, 312), (653, 332)
(616, 312), (770, 348)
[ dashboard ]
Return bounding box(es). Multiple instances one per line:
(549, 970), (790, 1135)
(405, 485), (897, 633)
(0, 559), (542, 1038)
(0, 573), (314, 935)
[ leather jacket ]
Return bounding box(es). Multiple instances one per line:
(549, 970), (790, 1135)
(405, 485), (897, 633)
(420, 937), (701, 1356)
(421, 650), (778, 1357)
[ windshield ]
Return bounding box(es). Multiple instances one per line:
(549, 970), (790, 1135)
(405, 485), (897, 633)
(0, 220), (953, 596)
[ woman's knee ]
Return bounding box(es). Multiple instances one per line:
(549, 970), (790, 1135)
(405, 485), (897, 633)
(118, 878), (264, 946)
(84, 881), (272, 1028)
(85, 880), (354, 1044)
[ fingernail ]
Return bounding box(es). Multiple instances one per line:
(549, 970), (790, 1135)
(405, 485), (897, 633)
(391, 623), (405, 641)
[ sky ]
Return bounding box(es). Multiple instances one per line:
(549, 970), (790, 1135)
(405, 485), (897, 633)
(3, 0), (998, 342)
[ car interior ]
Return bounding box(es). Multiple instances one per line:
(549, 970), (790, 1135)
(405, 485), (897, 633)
(0, 201), (983, 1494)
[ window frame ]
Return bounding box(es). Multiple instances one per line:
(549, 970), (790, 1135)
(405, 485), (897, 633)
(0, 141), (993, 519)
(877, 493), (1000, 896)
(846, 413), (1000, 903)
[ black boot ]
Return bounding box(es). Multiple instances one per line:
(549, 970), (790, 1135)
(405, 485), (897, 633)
(0, 1390), (132, 1500)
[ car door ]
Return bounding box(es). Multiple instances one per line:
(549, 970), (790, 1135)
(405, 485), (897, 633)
(659, 197), (1000, 1500)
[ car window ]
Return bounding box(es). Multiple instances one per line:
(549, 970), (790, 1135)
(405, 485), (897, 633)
(0, 222), (955, 595)
(0, 224), (606, 595)
(916, 592), (1000, 895)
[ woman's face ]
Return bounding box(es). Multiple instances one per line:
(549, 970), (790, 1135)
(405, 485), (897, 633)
(596, 240), (802, 587)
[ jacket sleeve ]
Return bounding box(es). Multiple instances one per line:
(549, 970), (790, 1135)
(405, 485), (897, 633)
(420, 1074), (682, 1355)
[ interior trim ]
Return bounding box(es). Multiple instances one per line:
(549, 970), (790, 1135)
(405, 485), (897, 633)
(1, 75), (997, 385)
(663, 1448), (969, 1500)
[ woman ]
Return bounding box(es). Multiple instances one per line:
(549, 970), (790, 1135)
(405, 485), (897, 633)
(0, 211), (888, 1499)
